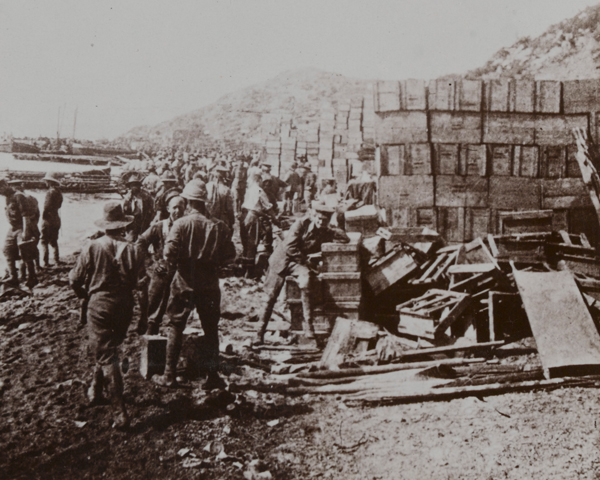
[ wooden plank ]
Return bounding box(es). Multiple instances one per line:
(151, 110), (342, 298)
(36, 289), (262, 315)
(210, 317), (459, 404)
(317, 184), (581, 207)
(483, 113), (535, 144)
(448, 263), (496, 274)
(398, 314), (436, 340)
(434, 294), (472, 337)
(498, 209), (553, 234)
(430, 112), (482, 144)
(572, 128), (600, 232)
(435, 175), (488, 207)
(375, 111), (428, 144)
(513, 269), (600, 378)
(319, 318), (356, 369)
(401, 341), (504, 359)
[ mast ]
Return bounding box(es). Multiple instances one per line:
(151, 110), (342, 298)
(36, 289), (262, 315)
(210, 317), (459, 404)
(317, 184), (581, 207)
(72, 106), (78, 141)
(56, 106), (61, 141)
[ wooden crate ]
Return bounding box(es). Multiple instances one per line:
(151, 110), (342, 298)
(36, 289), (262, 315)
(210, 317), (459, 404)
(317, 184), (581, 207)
(435, 175), (489, 208)
(497, 210), (553, 234)
(488, 144), (513, 176)
(437, 207), (466, 243)
(563, 79), (600, 114)
(366, 248), (419, 295)
(375, 81), (401, 112)
(541, 178), (591, 209)
(465, 208), (491, 241)
(509, 79), (535, 113)
(459, 144), (486, 176)
(489, 177), (541, 210)
(483, 112), (535, 144)
(566, 144), (582, 178)
(320, 272), (362, 303)
(430, 112), (482, 144)
(403, 79), (427, 110)
(388, 207), (437, 230)
(375, 111), (428, 144)
(428, 79), (455, 110)
(535, 80), (562, 113)
(322, 236), (362, 273)
(433, 143), (460, 175)
(380, 144), (406, 176)
(408, 143), (432, 175)
(514, 145), (540, 178)
(540, 145), (566, 179)
(535, 115), (588, 145)
(457, 79), (483, 111)
(378, 175), (435, 209)
(486, 79), (510, 112)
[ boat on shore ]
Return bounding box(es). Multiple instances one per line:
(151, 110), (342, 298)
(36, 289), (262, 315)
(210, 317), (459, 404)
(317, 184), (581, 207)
(2, 167), (118, 193)
(12, 153), (125, 167)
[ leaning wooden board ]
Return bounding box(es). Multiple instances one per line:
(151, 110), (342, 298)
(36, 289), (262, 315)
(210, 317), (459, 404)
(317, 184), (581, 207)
(513, 269), (600, 378)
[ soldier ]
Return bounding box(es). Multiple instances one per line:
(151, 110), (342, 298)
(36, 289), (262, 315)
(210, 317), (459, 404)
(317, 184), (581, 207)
(302, 164), (318, 207)
(122, 172), (155, 238)
(0, 179), (40, 288)
(136, 192), (186, 335)
(142, 165), (161, 196)
(69, 202), (144, 428)
(283, 163), (302, 215)
(40, 172), (63, 267)
(206, 165), (235, 229)
(231, 157), (248, 215)
(152, 179), (235, 390)
(254, 202), (349, 347)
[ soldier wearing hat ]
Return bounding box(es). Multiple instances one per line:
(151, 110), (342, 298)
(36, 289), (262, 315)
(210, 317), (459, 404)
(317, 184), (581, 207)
(0, 178), (40, 288)
(152, 179), (236, 390)
(206, 165), (235, 229)
(283, 163), (302, 215)
(254, 201), (349, 347)
(122, 172), (155, 238)
(231, 157), (248, 215)
(301, 164), (318, 206)
(40, 172), (63, 267)
(69, 202), (145, 429)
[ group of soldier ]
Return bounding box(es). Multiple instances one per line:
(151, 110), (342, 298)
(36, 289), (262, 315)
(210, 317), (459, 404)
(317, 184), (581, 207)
(0, 153), (375, 429)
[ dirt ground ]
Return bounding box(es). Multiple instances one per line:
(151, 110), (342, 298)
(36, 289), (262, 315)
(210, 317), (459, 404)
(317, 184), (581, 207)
(2, 258), (600, 479)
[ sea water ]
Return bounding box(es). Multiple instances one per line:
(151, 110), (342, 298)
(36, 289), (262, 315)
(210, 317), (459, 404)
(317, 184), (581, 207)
(0, 152), (122, 272)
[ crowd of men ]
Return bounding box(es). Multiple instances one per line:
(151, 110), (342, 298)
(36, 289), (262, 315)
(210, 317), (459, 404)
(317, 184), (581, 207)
(0, 149), (377, 429)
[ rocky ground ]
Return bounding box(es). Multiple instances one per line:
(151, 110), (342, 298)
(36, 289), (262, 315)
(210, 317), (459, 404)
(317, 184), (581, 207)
(2, 258), (600, 479)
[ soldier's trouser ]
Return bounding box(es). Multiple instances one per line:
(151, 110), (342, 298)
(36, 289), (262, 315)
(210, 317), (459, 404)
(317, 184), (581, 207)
(165, 277), (221, 374)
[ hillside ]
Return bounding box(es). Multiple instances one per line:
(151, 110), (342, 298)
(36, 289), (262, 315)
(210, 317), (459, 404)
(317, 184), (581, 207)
(468, 3), (600, 79)
(120, 68), (371, 150)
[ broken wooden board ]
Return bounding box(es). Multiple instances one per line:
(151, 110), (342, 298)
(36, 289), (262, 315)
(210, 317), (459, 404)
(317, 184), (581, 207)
(319, 318), (380, 370)
(513, 269), (600, 378)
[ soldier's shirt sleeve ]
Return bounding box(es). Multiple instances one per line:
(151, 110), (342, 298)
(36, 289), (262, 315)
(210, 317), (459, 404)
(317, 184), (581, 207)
(163, 219), (182, 265)
(285, 218), (306, 262)
(69, 244), (91, 298)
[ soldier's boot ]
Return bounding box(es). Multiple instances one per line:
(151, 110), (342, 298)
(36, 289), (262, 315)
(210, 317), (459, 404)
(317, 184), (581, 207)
(253, 294), (277, 345)
(52, 242), (60, 265)
(136, 288), (149, 335)
(4, 261), (20, 287)
(41, 243), (50, 268)
(152, 327), (182, 388)
(102, 362), (129, 429)
(300, 288), (319, 348)
(87, 364), (104, 405)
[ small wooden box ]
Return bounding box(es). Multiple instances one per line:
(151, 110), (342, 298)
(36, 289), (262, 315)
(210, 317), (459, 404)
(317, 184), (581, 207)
(139, 335), (167, 380)
(320, 272), (362, 303)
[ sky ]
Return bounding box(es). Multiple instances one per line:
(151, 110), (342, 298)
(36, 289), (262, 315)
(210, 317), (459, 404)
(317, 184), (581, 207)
(0, 0), (599, 140)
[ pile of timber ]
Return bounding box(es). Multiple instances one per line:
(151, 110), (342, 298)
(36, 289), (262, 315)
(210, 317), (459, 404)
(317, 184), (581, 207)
(250, 220), (600, 406)
(4, 169), (117, 193)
